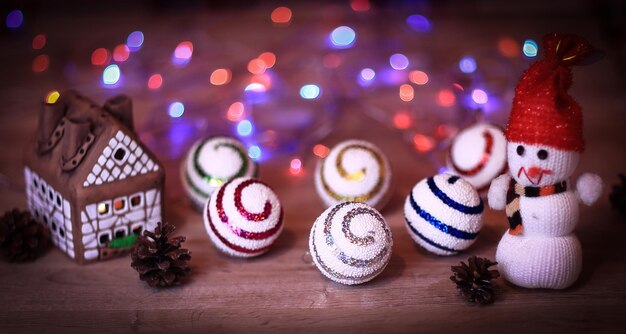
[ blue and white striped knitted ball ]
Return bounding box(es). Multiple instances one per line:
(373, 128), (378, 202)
(404, 174), (483, 256)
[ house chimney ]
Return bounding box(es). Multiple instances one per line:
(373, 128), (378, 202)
(63, 90), (99, 122)
(61, 120), (91, 163)
(103, 95), (134, 131)
(37, 102), (65, 154)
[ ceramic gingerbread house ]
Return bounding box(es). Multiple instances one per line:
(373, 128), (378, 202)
(23, 91), (165, 264)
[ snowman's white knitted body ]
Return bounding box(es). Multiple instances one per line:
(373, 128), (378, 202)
(490, 143), (601, 289)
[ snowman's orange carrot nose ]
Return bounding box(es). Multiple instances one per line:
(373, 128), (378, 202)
(527, 166), (543, 178)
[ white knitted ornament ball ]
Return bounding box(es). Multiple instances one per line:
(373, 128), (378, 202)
(182, 136), (257, 209)
(314, 139), (392, 210)
(309, 202), (393, 285)
(447, 123), (507, 193)
(404, 174), (484, 256)
(203, 177), (283, 258)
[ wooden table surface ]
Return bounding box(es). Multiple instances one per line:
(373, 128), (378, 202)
(1, 3), (626, 333)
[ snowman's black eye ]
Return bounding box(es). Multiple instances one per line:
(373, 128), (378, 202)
(537, 149), (548, 160)
(516, 145), (525, 156)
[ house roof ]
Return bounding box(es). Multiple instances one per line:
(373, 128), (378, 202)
(23, 91), (164, 196)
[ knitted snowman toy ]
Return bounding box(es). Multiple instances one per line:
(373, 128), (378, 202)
(488, 34), (603, 289)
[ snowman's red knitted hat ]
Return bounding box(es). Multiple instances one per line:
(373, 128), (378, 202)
(505, 33), (593, 152)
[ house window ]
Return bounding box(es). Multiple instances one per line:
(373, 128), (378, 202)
(114, 227), (127, 239)
(112, 143), (131, 165)
(98, 231), (112, 246)
(97, 202), (110, 216)
(114, 198), (126, 211)
(114, 147), (126, 161)
(130, 194), (143, 208)
(131, 223), (144, 235)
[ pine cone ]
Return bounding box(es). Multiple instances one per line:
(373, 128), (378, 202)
(0, 209), (49, 262)
(450, 256), (500, 305)
(609, 174), (626, 215)
(130, 222), (191, 287)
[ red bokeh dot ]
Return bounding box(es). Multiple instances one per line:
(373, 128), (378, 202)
(393, 112), (412, 129)
(147, 74), (163, 90)
(271, 7), (292, 25)
(32, 54), (50, 73)
(91, 48), (110, 66)
(113, 44), (130, 62)
(437, 89), (456, 107)
(32, 34), (46, 50)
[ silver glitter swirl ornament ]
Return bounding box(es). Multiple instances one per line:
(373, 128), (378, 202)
(314, 139), (392, 210)
(181, 136), (257, 210)
(309, 202), (393, 285)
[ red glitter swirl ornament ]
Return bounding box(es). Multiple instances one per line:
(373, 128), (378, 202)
(447, 123), (507, 193)
(204, 177), (284, 257)
(449, 130), (494, 177)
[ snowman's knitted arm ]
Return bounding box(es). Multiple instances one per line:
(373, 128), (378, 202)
(576, 173), (603, 206)
(488, 174), (511, 210)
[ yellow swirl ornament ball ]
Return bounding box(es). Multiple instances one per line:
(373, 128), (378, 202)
(314, 139), (392, 210)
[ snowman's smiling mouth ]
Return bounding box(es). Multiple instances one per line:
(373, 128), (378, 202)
(517, 166), (553, 185)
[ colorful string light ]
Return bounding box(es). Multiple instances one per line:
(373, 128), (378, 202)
(300, 84), (321, 99)
(409, 70), (429, 85)
(32, 55), (50, 73)
(329, 26), (356, 49)
(459, 56), (477, 73)
(102, 64), (121, 85)
(91, 48), (110, 66)
(10, 4), (534, 173)
(389, 53), (409, 70)
(406, 14), (431, 32)
(237, 120), (253, 136)
(210, 68), (232, 85)
(471, 89), (488, 104)
(32, 34), (46, 50)
(6, 10), (23, 29)
(313, 144), (330, 158)
(523, 39), (538, 57)
(289, 158), (302, 175)
(172, 41), (193, 66)
(148, 74), (163, 90)
(168, 102), (185, 118)
(271, 7), (292, 25)
(248, 146), (262, 160)
(127, 31), (144, 52)
(227, 102), (245, 122)
(113, 44), (130, 62)
(46, 91), (60, 104)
